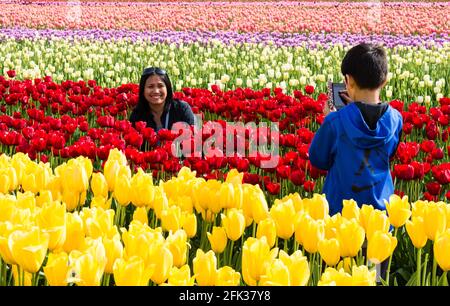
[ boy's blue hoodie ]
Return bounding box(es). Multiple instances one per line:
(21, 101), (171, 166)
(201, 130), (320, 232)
(308, 103), (403, 216)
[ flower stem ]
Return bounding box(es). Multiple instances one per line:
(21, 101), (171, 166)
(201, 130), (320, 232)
(416, 248), (422, 286)
(432, 252), (437, 286)
(385, 227), (398, 285)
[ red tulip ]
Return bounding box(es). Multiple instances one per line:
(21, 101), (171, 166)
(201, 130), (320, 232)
(426, 181), (441, 196)
(7, 70), (16, 78)
(305, 85), (314, 95)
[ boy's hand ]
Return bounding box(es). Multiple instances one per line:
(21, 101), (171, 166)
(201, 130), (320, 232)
(339, 90), (353, 104)
(324, 98), (336, 115)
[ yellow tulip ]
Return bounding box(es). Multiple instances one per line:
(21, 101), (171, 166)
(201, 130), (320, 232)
(102, 235), (124, 274)
(278, 250), (310, 286)
(21, 173), (38, 194)
(0, 221), (17, 265)
(283, 193), (304, 212)
(294, 211), (309, 245)
(218, 182), (237, 210)
(259, 258), (290, 286)
(81, 207), (116, 239)
(247, 185), (269, 223)
(130, 168), (154, 207)
(405, 217), (428, 249)
(337, 219), (365, 258)
(411, 200), (427, 219)
(37, 201), (66, 251)
(367, 231), (397, 264)
(68, 246), (106, 286)
(385, 194), (411, 228)
(342, 199), (360, 222)
(304, 193), (329, 220)
(318, 238), (341, 267)
(256, 218), (277, 248)
(62, 189), (82, 212)
(193, 249), (217, 286)
(270, 199), (295, 240)
(104, 159), (120, 191)
(165, 265), (195, 286)
(434, 230), (450, 271)
(207, 226), (227, 254)
(43, 251), (70, 286)
(152, 187), (169, 219)
(225, 169), (243, 185)
(366, 210), (390, 241)
(324, 213), (341, 239)
(423, 202), (446, 241)
(161, 205), (183, 233)
(8, 227), (49, 273)
(148, 242), (173, 284)
(166, 230), (188, 267)
(221, 208), (246, 241)
(62, 212), (85, 253)
(61, 162), (89, 194)
(114, 173), (131, 207)
(113, 256), (154, 286)
(216, 266), (241, 286)
(91, 172), (108, 198)
(182, 213), (197, 238)
(242, 237), (278, 286)
(318, 267), (352, 286)
(302, 218), (325, 254)
(351, 265), (377, 286)
(0, 173), (10, 194)
(133, 207), (148, 225)
(359, 204), (375, 232)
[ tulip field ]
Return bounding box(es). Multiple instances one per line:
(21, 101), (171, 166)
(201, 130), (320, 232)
(0, 1), (450, 287)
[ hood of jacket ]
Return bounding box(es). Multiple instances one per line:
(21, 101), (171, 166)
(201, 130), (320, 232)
(338, 103), (401, 149)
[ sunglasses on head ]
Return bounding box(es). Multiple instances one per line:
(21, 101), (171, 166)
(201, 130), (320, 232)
(142, 67), (167, 76)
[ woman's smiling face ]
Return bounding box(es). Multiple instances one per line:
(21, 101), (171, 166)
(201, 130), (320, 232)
(144, 75), (167, 108)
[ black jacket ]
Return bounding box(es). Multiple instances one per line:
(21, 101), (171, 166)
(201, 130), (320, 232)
(129, 99), (195, 131)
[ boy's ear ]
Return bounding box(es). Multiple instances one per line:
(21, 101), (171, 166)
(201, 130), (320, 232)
(346, 74), (356, 89)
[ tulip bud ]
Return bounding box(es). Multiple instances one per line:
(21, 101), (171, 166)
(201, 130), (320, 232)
(342, 199), (360, 222)
(434, 230), (450, 271)
(405, 217), (427, 249)
(182, 213), (197, 238)
(318, 238), (341, 267)
(133, 207), (148, 225)
(366, 210), (390, 241)
(256, 218), (277, 248)
(193, 249), (217, 286)
(207, 226), (227, 254)
(166, 230), (188, 267)
(91, 172), (108, 198)
(221, 208), (246, 241)
(367, 231), (397, 264)
(384, 194), (411, 228)
(270, 199), (296, 240)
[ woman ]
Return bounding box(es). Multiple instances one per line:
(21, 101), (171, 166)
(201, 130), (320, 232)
(130, 67), (195, 132)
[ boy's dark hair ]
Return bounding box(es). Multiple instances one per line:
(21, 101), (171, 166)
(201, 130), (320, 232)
(341, 43), (388, 90)
(136, 67), (174, 113)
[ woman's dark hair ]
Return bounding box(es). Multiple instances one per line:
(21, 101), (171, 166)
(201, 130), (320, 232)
(136, 67), (174, 113)
(341, 43), (388, 90)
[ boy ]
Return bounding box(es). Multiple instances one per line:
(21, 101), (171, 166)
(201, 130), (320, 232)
(308, 43), (403, 216)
